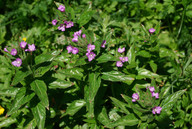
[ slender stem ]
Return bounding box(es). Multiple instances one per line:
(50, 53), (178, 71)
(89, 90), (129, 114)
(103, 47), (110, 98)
(176, 8), (186, 39)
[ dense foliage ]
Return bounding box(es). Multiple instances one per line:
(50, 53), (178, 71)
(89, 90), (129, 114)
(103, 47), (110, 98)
(0, 0), (192, 128)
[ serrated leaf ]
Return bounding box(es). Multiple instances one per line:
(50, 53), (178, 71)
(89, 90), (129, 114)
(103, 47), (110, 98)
(77, 10), (96, 27)
(126, 45), (135, 64)
(34, 65), (52, 77)
(65, 100), (86, 116)
(0, 88), (20, 97)
(161, 89), (185, 111)
(0, 117), (17, 128)
(137, 50), (151, 58)
(24, 119), (36, 129)
(57, 68), (84, 80)
(105, 114), (139, 128)
(97, 54), (117, 64)
(98, 107), (110, 125)
(110, 97), (130, 115)
(75, 57), (87, 66)
(31, 102), (46, 129)
(11, 70), (32, 86)
(49, 79), (73, 89)
(31, 80), (49, 108)
(101, 71), (134, 83)
(137, 68), (159, 79)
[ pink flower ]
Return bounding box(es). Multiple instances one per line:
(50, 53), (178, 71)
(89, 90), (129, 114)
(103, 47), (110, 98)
(149, 86), (155, 92)
(73, 30), (82, 37)
(152, 92), (159, 99)
(58, 5), (65, 12)
(132, 93), (139, 102)
(118, 47), (125, 53)
(119, 57), (128, 63)
(52, 19), (57, 25)
(149, 28), (155, 33)
(12, 58), (22, 67)
(101, 40), (106, 48)
(20, 41), (27, 49)
(11, 49), (17, 56)
(72, 36), (78, 42)
(4, 48), (8, 52)
(72, 47), (79, 54)
(66, 45), (73, 53)
(65, 21), (74, 28)
(152, 106), (162, 114)
(82, 34), (86, 38)
(86, 52), (96, 62)
(87, 44), (95, 52)
(116, 61), (123, 67)
(28, 44), (36, 52)
(58, 24), (65, 31)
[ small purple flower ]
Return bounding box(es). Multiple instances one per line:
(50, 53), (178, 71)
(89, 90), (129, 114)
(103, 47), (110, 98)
(65, 21), (74, 28)
(101, 40), (106, 48)
(12, 58), (22, 67)
(58, 24), (65, 31)
(119, 57), (128, 63)
(152, 106), (162, 114)
(52, 19), (57, 25)
(4, 48), (8, 52)
(11, 49), (17, 56)
(118, 47), (125, 53)
(152, 92), (159, 99)
(132, 93), (139, 102)
(72, 47), (79, 54)
(72, 36), (78, 42)
(116, 61), (123, 67)
(86, 52), (96, 62)
(73, 30), (82, 37)
(149, 87), (155, 93)
(66, 45), (73, 53)
(58, 5), (65, 12)
(149, 28), (156, 34)
(82, 34), (86, 38)
(20, 41), (27, 49)
(87, 44), (95, 52)
(28, 44), (36, 52)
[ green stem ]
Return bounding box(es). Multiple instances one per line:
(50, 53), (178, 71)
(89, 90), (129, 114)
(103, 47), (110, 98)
(176, 8), (186, 39)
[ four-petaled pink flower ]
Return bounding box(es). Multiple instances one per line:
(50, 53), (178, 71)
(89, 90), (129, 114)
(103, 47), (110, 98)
(72, 47), (79, 54)
(73, 30), (82, 37)
(119, 57), (128, 63)
(72, 36), (78, 42)
(101, 40), (106, 48)
(116, 61), (123, 67)
(52, 19), (57, 26)
(152, 92), (159, 99)
(132, 93), (139, 102)
(20, 41), (27, 49)
(65, 21), (74, 28)
(86, 52), (96, 62)
(152, 106), (162, 114)
(149, 86), (155, 93)
(12, 58), (22, 67)
(66, 45), (73, 53)
(58, 24), (65, 31)
(118, 47), (125, 53)
(82, 34), (86, 38)
(11, 49), (17, 56)
(58, 5), (65, 12)
(28, 44), (36, 52)
(149, 28), (155, 34)
(87, 44), (95, 53)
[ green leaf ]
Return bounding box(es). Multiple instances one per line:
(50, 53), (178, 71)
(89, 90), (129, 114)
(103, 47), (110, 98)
(0, 88), (20, 97)
(11, 70), (32, 86)
(85, 73), (101, 118)
(34, 65), (52, 77)
(161, 89), (186, 111)
(110, 97), (130, 115)
(77, 10), (96, 27)
(159, 48), (175, 58)
(97, 54), (117, 64)
(149, 61), (157, 73)
(137, 68), (159, 79)
(7, 88), (35, 116)
(57, 68), (84, 80)
(97, 107), (110, 125)
(35, 51), (60, 65)
(24, 119), (36, 129)
(137, 50), (151, 58)
(49, 79), (73, 89)
(101, 71), (134, 83)
(126, 45), (135, 64)
(75, 57), (87, 66)
(65, 100), (86, 116)
(0, 117), (17, 128)
(31, 80), (49, 108)
(31, 102), (46, 129)
(105, 114), (139, 128)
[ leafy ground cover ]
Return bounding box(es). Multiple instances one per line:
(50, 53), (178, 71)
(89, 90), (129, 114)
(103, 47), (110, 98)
(0, 0), (192, 128)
